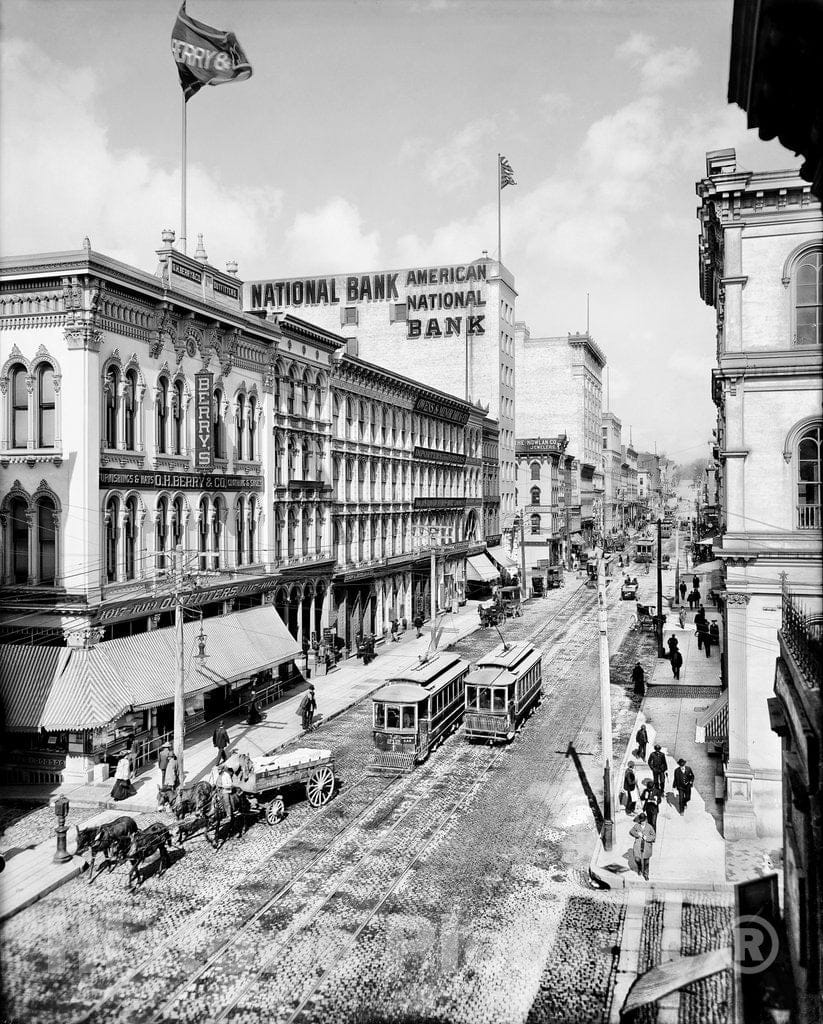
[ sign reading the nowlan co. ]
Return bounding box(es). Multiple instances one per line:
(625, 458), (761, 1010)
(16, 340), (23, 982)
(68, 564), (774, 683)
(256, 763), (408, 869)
(247, 263), (488, 339)
(195, 372), (213, 469)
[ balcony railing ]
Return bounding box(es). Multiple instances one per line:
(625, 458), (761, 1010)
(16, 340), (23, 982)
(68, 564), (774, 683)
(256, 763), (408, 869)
(781, 585), (822, 688)
(797, 504), (821, 530)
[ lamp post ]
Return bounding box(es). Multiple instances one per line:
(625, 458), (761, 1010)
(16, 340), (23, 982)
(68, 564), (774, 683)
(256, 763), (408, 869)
(597, 550), (614, 851)
(656, 518), (665, 658)
(53, 794), (71, 864)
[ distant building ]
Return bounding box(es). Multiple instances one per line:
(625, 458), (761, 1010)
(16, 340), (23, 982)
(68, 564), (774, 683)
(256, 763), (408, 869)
(515, 324), (606, 547)
(697, 148), (822, 838)
(601, 411), (623, 534)
(515, 435), (575, 590)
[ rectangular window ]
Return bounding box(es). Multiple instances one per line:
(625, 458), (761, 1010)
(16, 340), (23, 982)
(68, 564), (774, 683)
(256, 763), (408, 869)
(402, 706), (415, 729)
(374, 704), (385, 728)
(493, 689), (506, 711)
(390, 303), (407, 323)
(341, 306), (358, 326)
(386, 706), (400, 729)
(466, 685), (476, 709)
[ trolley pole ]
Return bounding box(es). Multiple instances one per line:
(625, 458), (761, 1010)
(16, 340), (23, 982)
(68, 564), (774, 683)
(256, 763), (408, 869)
(519, 509), (527, 601)
(656, 518), (665, 659)
(430, 532), (438, 651)
(597, 551), (614, 851)
(173, 544), (186, 782)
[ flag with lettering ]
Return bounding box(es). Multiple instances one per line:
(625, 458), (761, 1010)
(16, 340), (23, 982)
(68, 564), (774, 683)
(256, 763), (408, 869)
(499, 155), (517, 189)
(171, 3), (253, 102)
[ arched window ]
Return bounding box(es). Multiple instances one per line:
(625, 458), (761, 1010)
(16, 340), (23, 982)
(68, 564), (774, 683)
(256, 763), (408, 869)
(213, 388), (224, 460)
(288, 509), (296, 559)
(123, 369), (138, 450)
(105, 367), (119, 448)
(248, 497), (257, 562)
(199, 497), (209, 571)
(11, 365), (28, 448)
(124, 495), (137, 580)
(172, 379), (184, 455)
(212, 497), (224, 569)
(287, 371), (296, 415)
(248, 395), (257, 460)
(157, 377), (169, 454)
(156, 496), (169, 571)
(797, 425), (821, 529)
(105, 496), (119, 582)
(531, 486), (540, 505)
(358, 401), (366, 439)
(530, 513), (541, 534)
(302, 440), (311, 479)
(37, 365), (55, 448)
(171, 495), (184, 550)
(302, 373), (311, 417)
(236, 498), (245, 565)
(794, 250), (822, 346)
(345, 398), (353, 437)
(37, 497), (56, 584)
(10, 497), (29, 582)
(235, 393), (245, 461)
(530, 461), (540, 481)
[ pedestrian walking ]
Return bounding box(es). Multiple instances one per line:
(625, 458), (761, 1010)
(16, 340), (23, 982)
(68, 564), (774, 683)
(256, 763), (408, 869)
(667, 635), (679, 658)
(635, 723), (648, 760)
(671, 648), (683, 679)
(629, 813), (656, 880)
(679, 581), (687, 605)
(110, 751), (137, 802)
(688, 589), (699, 610)
(648, 744), (668, 794)
(631, 662), (646, 696)
(247, 690), (262, 726)
(212, 720), (230, 766)
(298, 685), (317, 731)
(696, 616), (709, 652)
(158, 751), (179, 812)
(124, 736), (138, 774)
(622, 765), (637, 814)
(390, 619), (399, 642)
(703, 625), (713, 658)
(678, 605), (686, 630)
(709, 621), (720, 647)
(673, 758), (695, 814)
(640, 782), (661, 830)
(414, 615), (424, 638)
(692, 574), (700, 592)
(156, 741), (171, 810)
(219, 765), (235, 820)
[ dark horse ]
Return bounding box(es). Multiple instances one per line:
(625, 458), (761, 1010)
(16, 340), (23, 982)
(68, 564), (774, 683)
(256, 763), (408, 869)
(172, 781), (214, 820)
(75, 816), (138, 883)
(204, 788), (253, 849)
(125, 822), (172, 889)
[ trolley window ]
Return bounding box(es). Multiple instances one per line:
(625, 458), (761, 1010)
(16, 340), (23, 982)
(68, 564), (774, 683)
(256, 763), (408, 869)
(466, 685), (476, 708)
(478, 687), (492, 711)
(402, 706), (415, 729)
(493, 689), (506, 711)
(386, 706), (401, 729)
(374, 704), (385, 727)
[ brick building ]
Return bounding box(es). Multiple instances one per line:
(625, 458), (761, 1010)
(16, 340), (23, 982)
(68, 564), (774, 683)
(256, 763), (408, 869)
(515, 325), (606, 546)
(697, 148), (822, 838)
(246, 257), (517, 523)
(515, 435), (576, 589)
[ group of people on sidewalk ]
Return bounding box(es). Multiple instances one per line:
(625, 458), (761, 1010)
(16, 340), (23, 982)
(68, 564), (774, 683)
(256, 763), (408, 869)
(621, 728), (695, 880)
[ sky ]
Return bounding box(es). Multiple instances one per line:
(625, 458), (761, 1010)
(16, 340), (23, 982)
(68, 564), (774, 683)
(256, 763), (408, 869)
(0, 0), (802, 462)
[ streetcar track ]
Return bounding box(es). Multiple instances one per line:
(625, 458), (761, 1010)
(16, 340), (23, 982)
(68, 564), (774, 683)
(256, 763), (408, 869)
(144, 732), (481, 1024)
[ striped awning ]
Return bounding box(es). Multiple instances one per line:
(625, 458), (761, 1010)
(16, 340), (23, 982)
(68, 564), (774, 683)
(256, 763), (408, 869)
(466, 554), (499, 584)
(39, 606), (301, 732)
(0, 645), (71, 732)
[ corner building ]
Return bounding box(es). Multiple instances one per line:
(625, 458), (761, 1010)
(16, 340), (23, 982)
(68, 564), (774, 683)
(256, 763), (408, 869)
(246, 258), (517, 523)
(697, 148), (822, 839)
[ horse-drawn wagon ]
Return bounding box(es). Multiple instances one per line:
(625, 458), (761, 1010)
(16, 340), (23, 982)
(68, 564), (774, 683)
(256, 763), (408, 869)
(235, 747), (336, 823)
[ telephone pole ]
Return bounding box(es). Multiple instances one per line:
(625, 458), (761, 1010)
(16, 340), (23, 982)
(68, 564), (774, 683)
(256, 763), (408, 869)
(597, 550), (614, 851)
(430, 535), (437, 651)
(173, 544), (186, 781)
(656, 518), (665, 658)
(519, 510), (527, 601)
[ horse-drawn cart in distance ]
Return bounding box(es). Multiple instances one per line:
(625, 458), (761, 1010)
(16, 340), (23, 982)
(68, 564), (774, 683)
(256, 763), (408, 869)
(235, 747), (336, 824)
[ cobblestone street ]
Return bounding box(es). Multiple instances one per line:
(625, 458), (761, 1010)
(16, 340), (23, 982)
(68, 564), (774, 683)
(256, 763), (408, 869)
(1, 582), (733, 1024)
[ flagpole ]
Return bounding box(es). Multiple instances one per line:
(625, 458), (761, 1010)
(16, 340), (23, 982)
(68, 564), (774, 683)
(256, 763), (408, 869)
(181, 93), (187, 255)
(497, 153), (502, 263)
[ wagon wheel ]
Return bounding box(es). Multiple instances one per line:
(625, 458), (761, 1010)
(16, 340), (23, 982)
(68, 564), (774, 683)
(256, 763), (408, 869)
(265, 794), (285, 826)
(306, 766), (335, 807)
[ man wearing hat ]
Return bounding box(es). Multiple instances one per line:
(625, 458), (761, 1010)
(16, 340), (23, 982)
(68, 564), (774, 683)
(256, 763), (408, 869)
(647, 743), (668, 796)
(673, 757), (695, 814)
(629, 813), (656, 880)
(156, 741), (172, 811)
(298, 685), (317, 732)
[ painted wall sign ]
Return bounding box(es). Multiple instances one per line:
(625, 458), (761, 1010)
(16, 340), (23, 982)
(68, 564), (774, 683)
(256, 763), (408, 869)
(213, 278), (239, 300)
(516, 437), (569, 455)
(195, 372), (213, 469)
(99, 469), (263, 491)
(413, 446), (467, 466)
(172, 260), (203, 284)
(413, 395), (470, 426)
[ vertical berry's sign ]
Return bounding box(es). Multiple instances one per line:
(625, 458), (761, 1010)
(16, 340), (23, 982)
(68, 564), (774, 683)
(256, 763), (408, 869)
(195, 372), (213, 469)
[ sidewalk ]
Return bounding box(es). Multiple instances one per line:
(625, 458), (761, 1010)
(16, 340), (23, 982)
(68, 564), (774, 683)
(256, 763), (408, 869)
(0, 601), (484, 922)
(592, 575), (730, 891)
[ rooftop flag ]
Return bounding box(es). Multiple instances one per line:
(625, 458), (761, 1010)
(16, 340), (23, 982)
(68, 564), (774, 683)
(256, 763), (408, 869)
(499, 155), (517, 189)
(171, 3), (253, 102)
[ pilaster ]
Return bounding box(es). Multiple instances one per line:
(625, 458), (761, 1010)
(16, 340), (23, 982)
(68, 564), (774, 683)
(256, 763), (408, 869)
(724, 590), (758, 839)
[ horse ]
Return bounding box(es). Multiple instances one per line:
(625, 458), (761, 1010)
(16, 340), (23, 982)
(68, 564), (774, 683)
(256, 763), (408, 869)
(75, 816), (138, 883)
(125, 822), (172, 889)
(203, 787), (253, 849)
(171, 781), (213, 820)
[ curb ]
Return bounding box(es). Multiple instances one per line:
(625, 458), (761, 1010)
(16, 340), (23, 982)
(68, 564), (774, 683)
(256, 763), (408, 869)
(0, 856), (86, 924)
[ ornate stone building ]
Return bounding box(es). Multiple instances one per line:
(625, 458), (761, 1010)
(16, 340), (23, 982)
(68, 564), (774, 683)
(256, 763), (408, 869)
(697, 148), (822, 838)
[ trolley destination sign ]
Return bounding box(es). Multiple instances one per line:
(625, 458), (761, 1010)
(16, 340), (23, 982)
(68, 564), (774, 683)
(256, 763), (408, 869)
(99, 469), (264, 491)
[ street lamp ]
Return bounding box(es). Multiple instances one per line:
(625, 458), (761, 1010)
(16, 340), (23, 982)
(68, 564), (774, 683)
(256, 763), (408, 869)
(53, 794), (71, 864)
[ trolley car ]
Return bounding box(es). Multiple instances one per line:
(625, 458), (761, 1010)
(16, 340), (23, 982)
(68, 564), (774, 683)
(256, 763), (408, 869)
(635, 538), (654, 563)
(464, 641), (543, 743)
(371, 653), (470, 772)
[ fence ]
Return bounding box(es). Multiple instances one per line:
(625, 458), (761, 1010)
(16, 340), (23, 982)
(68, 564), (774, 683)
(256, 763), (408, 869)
(781, 586), (822, 688)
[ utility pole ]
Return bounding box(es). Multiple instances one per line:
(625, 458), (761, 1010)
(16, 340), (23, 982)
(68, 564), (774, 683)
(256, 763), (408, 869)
(674, 516), (680, 604)
(597, 550), (614, 851)
(656, 518), (665, 658)
(173, 544), (186, 781)
(430, 532), (437, 651)
(519, 509), (527, 600)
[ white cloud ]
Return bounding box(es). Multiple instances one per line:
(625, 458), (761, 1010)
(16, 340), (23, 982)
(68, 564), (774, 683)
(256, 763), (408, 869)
(283, 197), (380, 272)
(538, 91), (572, 122)
(399, 118), (497, 195)
(616, 32), (700, 92)
(0, 38), (283, 273)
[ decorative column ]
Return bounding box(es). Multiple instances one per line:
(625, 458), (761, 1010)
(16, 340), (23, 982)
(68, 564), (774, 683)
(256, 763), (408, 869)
(206, 506), (216, 570)
(25, 508), (37, 585)
(135, 508), (146, 580)
(26, 375), (35, 452)
(724, 590), (757, 838)
(116, 505), (128, 582)
(117, 379), (127, 450)
(136, 382), (146, 452)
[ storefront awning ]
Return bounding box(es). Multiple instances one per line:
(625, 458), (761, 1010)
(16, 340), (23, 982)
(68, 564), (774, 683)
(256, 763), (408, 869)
(0, 645), (71, 732)
(38, 606), (301, 732)
(569, 533), (583, 544)
(486, 544), (518, 569)
(467, 554), (499, 584)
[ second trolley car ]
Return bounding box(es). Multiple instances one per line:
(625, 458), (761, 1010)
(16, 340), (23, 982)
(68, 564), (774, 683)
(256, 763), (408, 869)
(463, 641), (543, 743)
(371, 653), (470, 772)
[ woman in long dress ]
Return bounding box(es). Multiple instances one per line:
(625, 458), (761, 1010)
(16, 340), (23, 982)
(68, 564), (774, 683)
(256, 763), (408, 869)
(111, 752), (137, 801)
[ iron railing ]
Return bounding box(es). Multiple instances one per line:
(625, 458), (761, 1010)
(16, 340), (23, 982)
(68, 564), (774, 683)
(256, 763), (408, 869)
(781, 586), (822, 688)
(797, 504), (821, 530)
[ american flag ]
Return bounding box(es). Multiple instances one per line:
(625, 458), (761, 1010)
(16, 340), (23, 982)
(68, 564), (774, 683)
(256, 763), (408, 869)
(499, 155), (517, 189)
